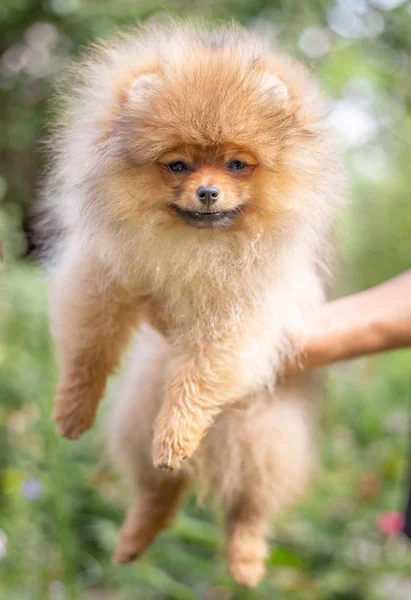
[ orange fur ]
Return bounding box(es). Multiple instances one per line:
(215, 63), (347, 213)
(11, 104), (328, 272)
(37, 22), (344, 586)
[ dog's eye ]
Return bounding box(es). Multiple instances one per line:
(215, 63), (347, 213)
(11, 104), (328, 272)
(227, 160), (246, 171)
(168, 161), (189, 172)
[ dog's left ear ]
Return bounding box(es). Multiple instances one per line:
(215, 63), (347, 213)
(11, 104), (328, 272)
(259, 73), (288, 100)
(127, 72), (161, 106)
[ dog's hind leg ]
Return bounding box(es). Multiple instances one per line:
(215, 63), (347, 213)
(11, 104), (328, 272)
(113, 472), (187, 563)
(108, 325), (189, 563)
(197, 378), (316, 587)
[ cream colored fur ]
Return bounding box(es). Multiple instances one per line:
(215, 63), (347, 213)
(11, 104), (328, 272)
(36, 22), (344, 586)
(109, 326), (316, 586)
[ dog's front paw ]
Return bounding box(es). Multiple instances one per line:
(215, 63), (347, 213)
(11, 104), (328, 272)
(53, 391), (96, 440)
(54, 411), (93, 440)
(151, 431), (190, 470)
(152, 406), (204, 470)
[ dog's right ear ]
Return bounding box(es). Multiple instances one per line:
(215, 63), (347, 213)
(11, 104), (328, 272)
(99, 71), (161, 158)
(259, 72), (288, 101)
(127, 72), (161, 106)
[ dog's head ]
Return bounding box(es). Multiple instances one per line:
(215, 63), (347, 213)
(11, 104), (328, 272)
(92, 29), (338, 239)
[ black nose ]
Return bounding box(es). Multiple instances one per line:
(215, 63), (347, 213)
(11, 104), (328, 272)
(196, 186), (220, 205)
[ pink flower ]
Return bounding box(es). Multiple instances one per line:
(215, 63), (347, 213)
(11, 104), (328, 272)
(376, 511), (404, 536)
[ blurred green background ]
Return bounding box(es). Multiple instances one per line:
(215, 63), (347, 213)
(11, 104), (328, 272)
(1, 1), (411, 598)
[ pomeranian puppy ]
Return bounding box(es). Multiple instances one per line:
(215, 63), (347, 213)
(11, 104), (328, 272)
(37, 23), (343, 586)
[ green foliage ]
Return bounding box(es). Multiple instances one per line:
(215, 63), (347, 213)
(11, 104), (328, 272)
(1, 1), (411, 598)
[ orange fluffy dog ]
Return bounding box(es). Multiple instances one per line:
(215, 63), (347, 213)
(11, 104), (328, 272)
(37, 23), (344, 586)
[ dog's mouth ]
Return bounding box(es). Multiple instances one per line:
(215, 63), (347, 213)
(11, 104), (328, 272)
(170, 205), (243, 229)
